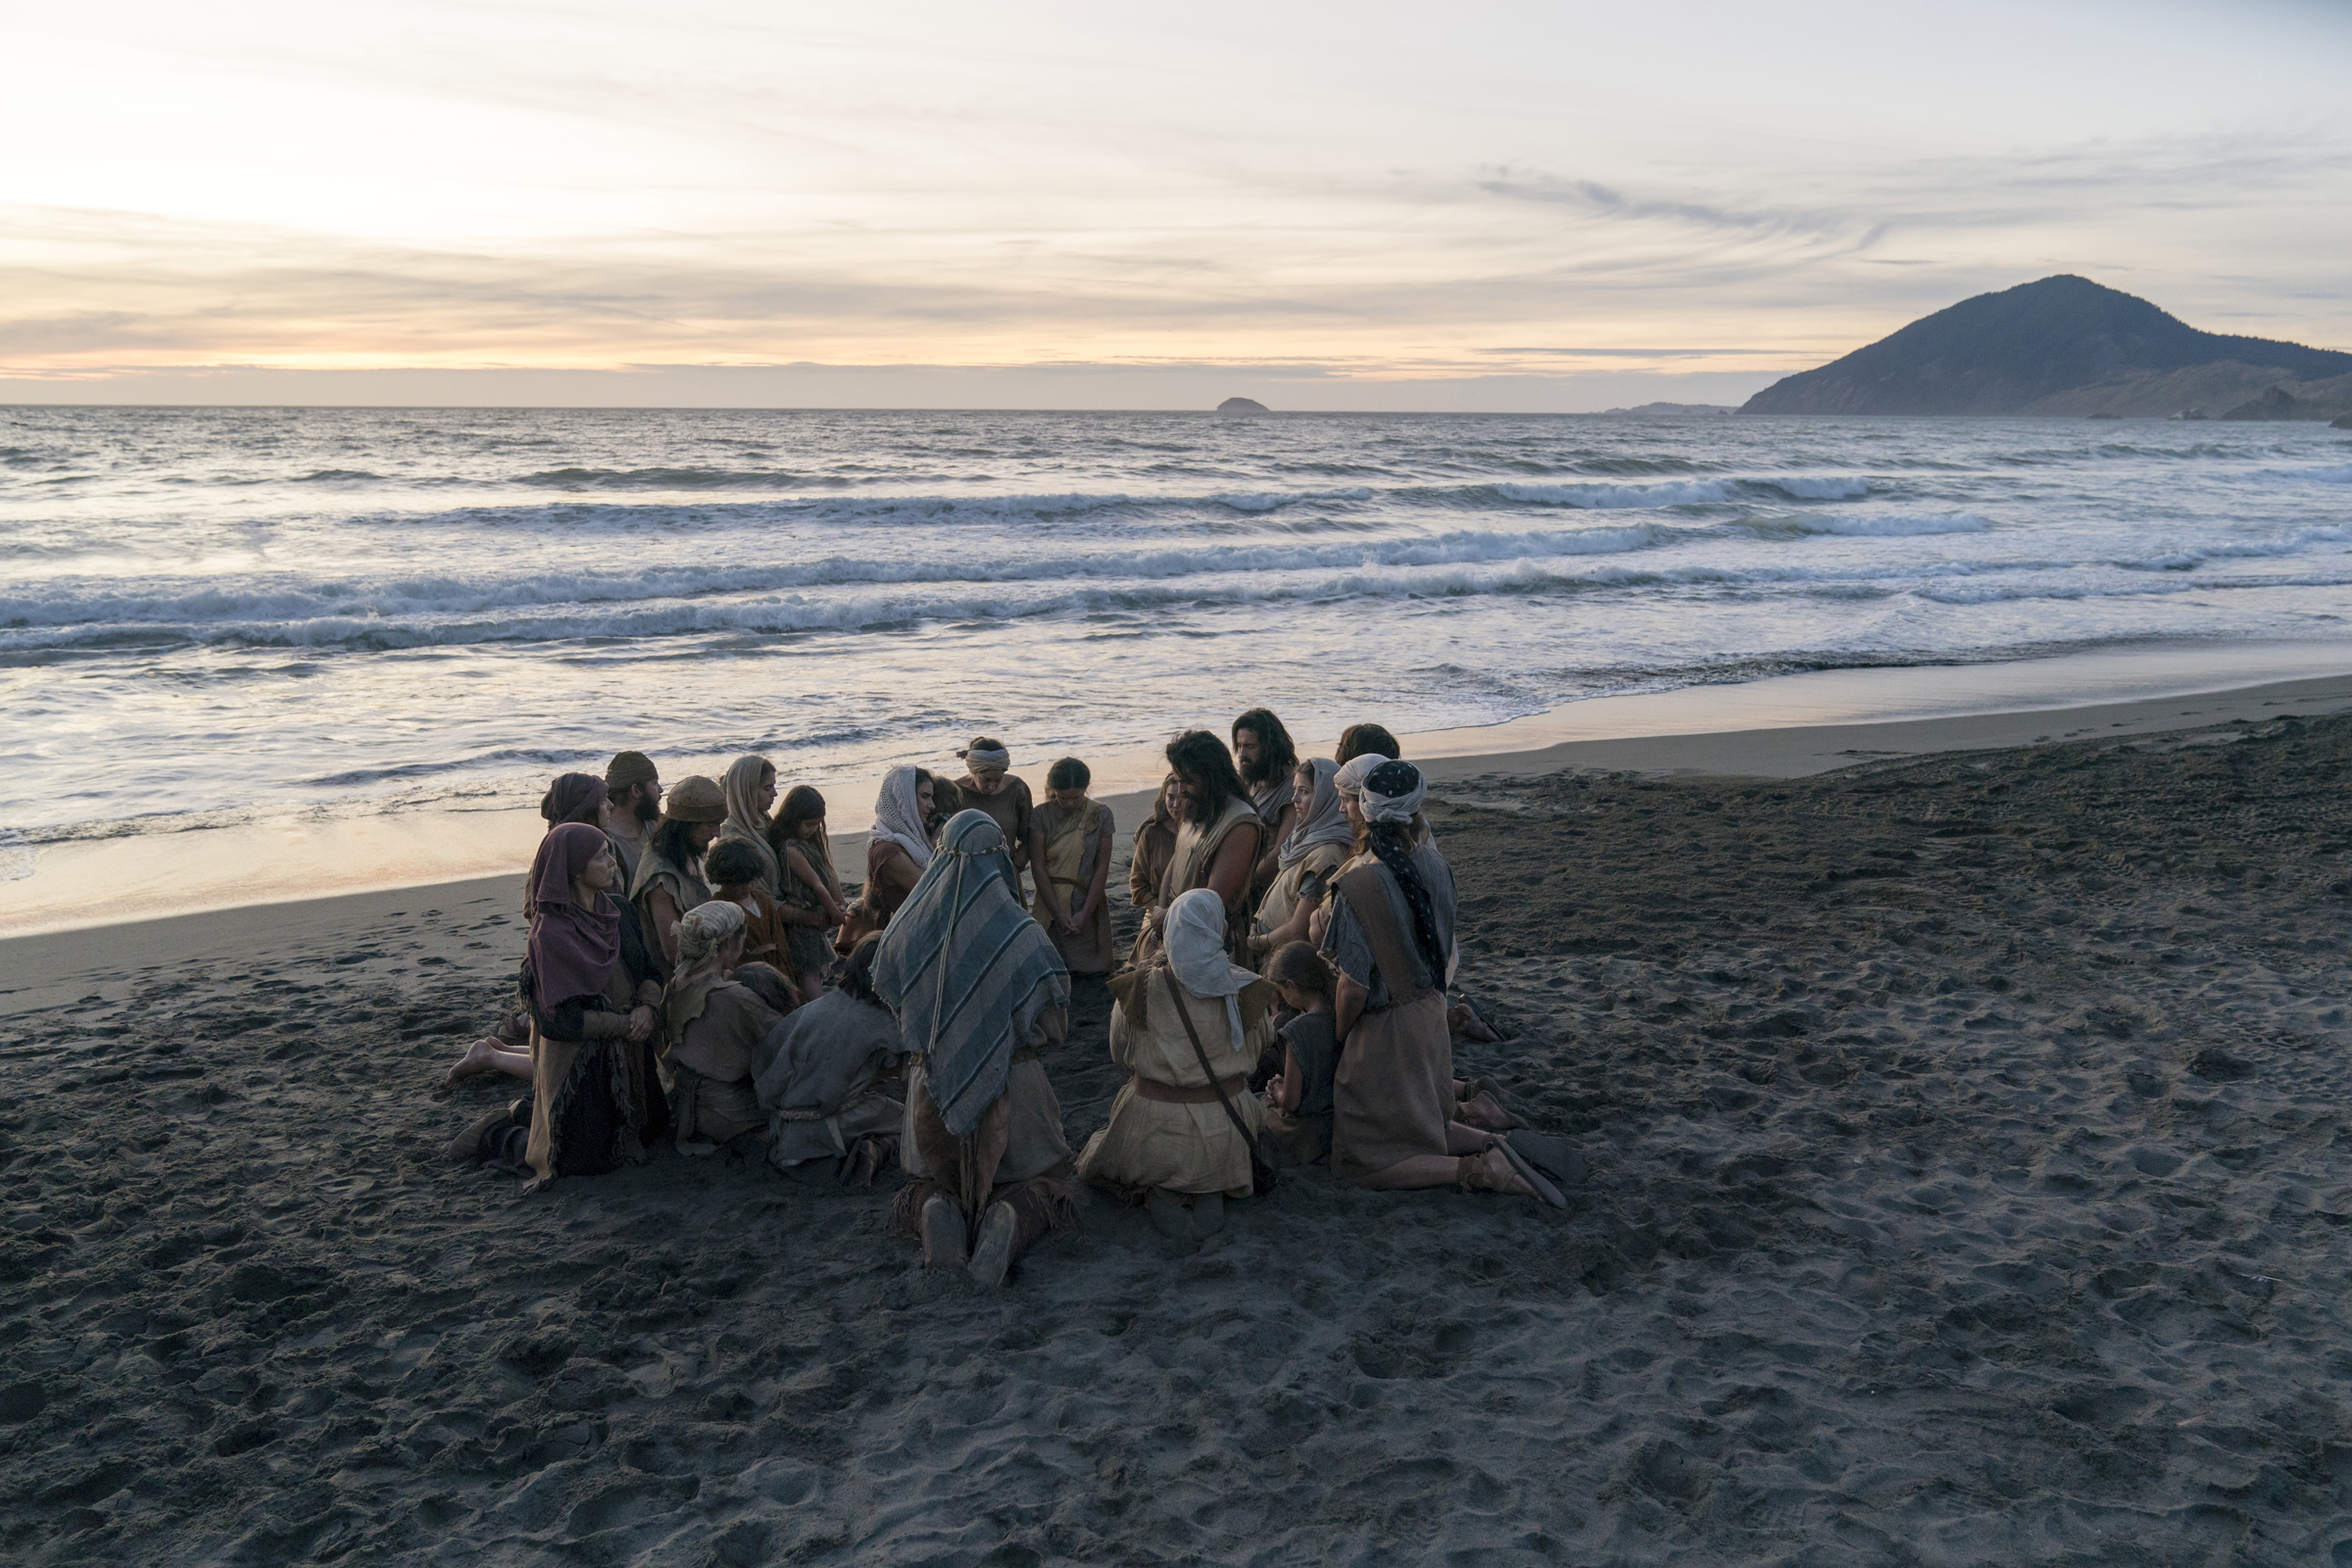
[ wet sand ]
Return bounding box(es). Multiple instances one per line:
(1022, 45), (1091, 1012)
(5, 699), (2351, 1563)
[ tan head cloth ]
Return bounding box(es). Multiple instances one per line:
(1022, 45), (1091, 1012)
(663, 775), (727, 823)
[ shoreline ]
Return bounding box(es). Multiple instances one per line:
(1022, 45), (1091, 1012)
(9, 656), (2352, 1004)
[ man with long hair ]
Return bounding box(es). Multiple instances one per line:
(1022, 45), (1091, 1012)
(632, 775), (726, 968)
(1231, 708), (1300, 898)
(1133, 729), (1264, 967)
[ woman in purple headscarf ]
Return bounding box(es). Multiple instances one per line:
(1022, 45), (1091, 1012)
(449, 822), (665, 1182)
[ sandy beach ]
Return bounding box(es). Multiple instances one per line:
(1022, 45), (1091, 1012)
(6, 686), (2352, 1564)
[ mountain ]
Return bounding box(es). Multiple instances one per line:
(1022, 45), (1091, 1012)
(1740, 276), (2352, 417)
(1216, 396), (1269, 416)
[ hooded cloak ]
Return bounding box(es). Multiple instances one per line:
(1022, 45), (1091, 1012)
(871, 810), (1069, 1138)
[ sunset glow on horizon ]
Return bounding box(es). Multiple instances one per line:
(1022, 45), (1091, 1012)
(5, 0), (2348, 407)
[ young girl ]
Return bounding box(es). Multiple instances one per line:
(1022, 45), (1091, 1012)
(1029, 756), (1115, 975)
(1259, 941), (1339, 1166)
(769, 785), (849, 988)
(706, 839), (806, 1005)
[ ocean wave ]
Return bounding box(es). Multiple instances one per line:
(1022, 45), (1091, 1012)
(2107, 526), (2352, 571)
(1914, 569), (2352, 607)
(1741, 511), (1990, 538)
(0, 523), (1684, 635)
(1494, 475), (1871, 508)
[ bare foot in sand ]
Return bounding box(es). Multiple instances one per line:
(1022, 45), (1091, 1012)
(1447, 1000), (1501, 1042)
(445, 1036), (532, 1088)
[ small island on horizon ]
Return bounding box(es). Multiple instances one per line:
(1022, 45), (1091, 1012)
(1740, 275), (2352, 420)
(1216, 396), (1269, 416)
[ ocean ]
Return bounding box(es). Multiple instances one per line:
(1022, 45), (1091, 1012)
(5, 406), (2350, 860)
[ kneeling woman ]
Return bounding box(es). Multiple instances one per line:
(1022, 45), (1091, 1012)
(876, 810), (1075, 1288)
(1078, 889), (1273, 1204)
(1323, 760), (1535, 1198)
(662, 901), (792, 1152)
(454, 822), (662, 1183)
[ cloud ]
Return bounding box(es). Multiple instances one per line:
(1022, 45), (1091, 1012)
(2, 4), (2347, 395)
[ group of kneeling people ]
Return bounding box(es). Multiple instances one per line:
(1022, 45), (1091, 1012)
(448, 722), (1564, 1290)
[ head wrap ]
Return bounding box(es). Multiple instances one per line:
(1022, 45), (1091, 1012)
(868, 766), (934, 868)
(664, 899), (749, 1038)
(662, 775), (727, 824)
(1280, 758), (1352, 870)
(605, 751), (658, 792)
(1165, 887), (1260, 1051)
(674, 897), (747, 969)
(958, 743), (1011, 771)
(525, 823), (620, 1012)
(1358, 759), (1429, 824)
(716, 754), (785, 894)
(1333, 753), (1383, 801)
(871, 810), (1069, 1139)
(540, 772), (607, 829)
(1355, 760), (1449, 986)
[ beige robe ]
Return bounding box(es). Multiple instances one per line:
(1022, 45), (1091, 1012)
(1135, 795), (1263, 967)
(1077, 970), (1273, 1198)
(1251, 841), (1349, 947)
(1032, 798), (1115, 974)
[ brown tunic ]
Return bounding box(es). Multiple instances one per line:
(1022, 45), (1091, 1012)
(666, 981), (785, 1146)
(1324, 854), (1452, 1175)
(956, 774), (1034, 865)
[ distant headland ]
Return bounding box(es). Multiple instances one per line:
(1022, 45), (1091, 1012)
(1740, 276), (2352, 419)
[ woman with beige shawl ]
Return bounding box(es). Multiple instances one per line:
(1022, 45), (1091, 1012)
(714, 754), (783, 898)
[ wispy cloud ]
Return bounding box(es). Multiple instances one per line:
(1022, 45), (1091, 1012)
(2, 2), (2348, 399)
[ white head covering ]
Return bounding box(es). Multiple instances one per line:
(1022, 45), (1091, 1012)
(674, 897), (747, 969)
(1357, 759), (1428, 824)
(1165, 887), (1258, 1050)
(1280, 758), (1352, 870)
(958, 742), (1011, 770)
(664, 897), (750, 1037)
(868, 765), (933, 867)
(1333, 753), (1384, 801)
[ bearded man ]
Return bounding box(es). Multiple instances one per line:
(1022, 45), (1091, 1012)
(599, 750), (663, 885)
(1132, 729), (1263, 969)
(1231, 708), (1299, 899)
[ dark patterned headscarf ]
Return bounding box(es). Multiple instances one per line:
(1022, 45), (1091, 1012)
(1360, 760), (1447, 986)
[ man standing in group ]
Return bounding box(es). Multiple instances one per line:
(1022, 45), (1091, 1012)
(600, 751), (662, 886)
(1232, 709), (1299, 900)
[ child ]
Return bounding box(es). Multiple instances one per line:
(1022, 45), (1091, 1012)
(770, 785), (850, 987)
(1029, 757), (1115, 975)
(705, 838), (806, 1005)
(1259, 941), (1339, 1166)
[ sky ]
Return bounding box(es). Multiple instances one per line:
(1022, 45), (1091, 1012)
(3, 0), (2348, 410)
